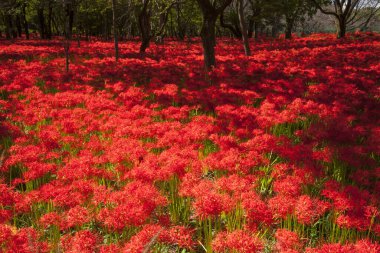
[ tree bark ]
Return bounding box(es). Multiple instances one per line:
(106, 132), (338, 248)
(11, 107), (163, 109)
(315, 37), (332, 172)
(47, 4), (53, 39)
(285, 17), (294, 39)
(176, 1), (186, 40)
(138, 0), (152, 53)
(254, 21), (259, 40)
(64, 1), (72, 73)
(237, 0), (251, 56)
(9, 16), (18, 39)
(38, 8), (45, 39)
(200, 13), (218, 69)
(155, 9), (166, 44)
(271, 18), (279, 38)
(69, 8), (74, 38)
(16, 15), (22, 37)
(196, 0), (233, 69)
(336, 17), (346, 39)
(5, 15), (12, 40)
(112, 0), (119, 61)
(22, 5), (29, 39)
(52, 16), (61, 35)
(248, 19), (254, 38)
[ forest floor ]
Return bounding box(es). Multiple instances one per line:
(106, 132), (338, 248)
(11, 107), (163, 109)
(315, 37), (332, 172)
(0, 33), (379, 253)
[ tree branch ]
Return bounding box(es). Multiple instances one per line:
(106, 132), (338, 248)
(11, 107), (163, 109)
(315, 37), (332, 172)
(308, 0), (339, 18)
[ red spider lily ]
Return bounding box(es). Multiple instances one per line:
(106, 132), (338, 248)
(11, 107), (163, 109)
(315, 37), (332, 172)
(122, 224), (163, 253)
(212, 230), (263, 253)
(193, 191), (235, 220)
(242, 191), (273, 227)
(99, 244), (121, 253)
(305, 243), (355, 253)
(273, 175), (302, 197)
(0, 227), (48, 253)
(294, 195), (330, 225)
(63, 205), (91, 229)
(0, 34), (379, 252)
(159, 226), (195, 249)
(61, 230), (100, 253)
(274, 228), (302, 252)
(268, 195), (297, 219)
(354, 239), (380, 253)
(39, 212), (61, 228)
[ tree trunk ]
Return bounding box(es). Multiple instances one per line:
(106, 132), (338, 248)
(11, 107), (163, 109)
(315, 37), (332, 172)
(138, 0), (151, 53)
(254, 22), (259, 40)
(69, 8), (74, 38)
(52, 16), (61, 35)
(5, 15), (12, 39)
(47, 4), (53, 39)
(336, 17), (346, 39)
(16, 15), (22, 37)
(200, 13), (217, 69)
(176, 2), (186, 40)
(10, 16), (17, 39)
(22, 5), (29, 39)
(237, 0), (250, 56)
(285, 17), (294, 40)
(64, 1), (72, 73)
(271, 15), (281, 38)
(112, 0), (119, 61)
(197, 0), (233, 69)
(155, 10), (166, 44)
(38, 8), (45, 39)
(248, 19), (254, 38)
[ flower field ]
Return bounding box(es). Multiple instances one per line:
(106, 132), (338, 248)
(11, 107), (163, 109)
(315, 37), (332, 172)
(0, 33), (379, 252)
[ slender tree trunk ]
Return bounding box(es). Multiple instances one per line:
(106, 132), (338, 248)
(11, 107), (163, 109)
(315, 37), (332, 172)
(5, 15), (12, 40)
(197, 0), (233, 69)
(285, 17), (294, 40)
(138, 0), (151, 53)
(176, 1), (185, 40)
(271, 15), (281, 38)
(254, 22), (259, 40)
(69, 8), (74, 37)
(200, 13), (218, 69)
(112, 0), (119, 61)
(38, 8), (45, 39)
(248, 19), (254, 38)
(22, 5), (29, 39)
(47, 4), (53, 39)
(156, 10), (166, 44)
(16, 15), (22, 37)
(52, 16), (61, 35)
(10, 16), (17, 39)
(64, 1), (72, 73)
(237, 0), (251, 56)
(336, 17), (346, 39)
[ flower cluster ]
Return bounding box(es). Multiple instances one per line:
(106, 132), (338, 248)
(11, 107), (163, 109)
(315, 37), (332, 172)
(0, 33), (379, 252)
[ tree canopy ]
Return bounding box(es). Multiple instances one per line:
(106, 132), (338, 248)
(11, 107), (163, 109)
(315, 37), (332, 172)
(1, 0), (379, 67)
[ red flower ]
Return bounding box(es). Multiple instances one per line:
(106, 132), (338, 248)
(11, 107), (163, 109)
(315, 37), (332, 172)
(295, 195), (329, 225)
(122, 224), (163, 253)
(193, 191), (234, 220)
(61, 230), (100, 253)
(275, 228), (302, 252)
(64, 206), (90, 229)
(212, 230), (263, 253)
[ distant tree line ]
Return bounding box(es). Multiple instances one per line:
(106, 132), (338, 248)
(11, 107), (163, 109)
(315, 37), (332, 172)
(1, 0), (379, 68)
